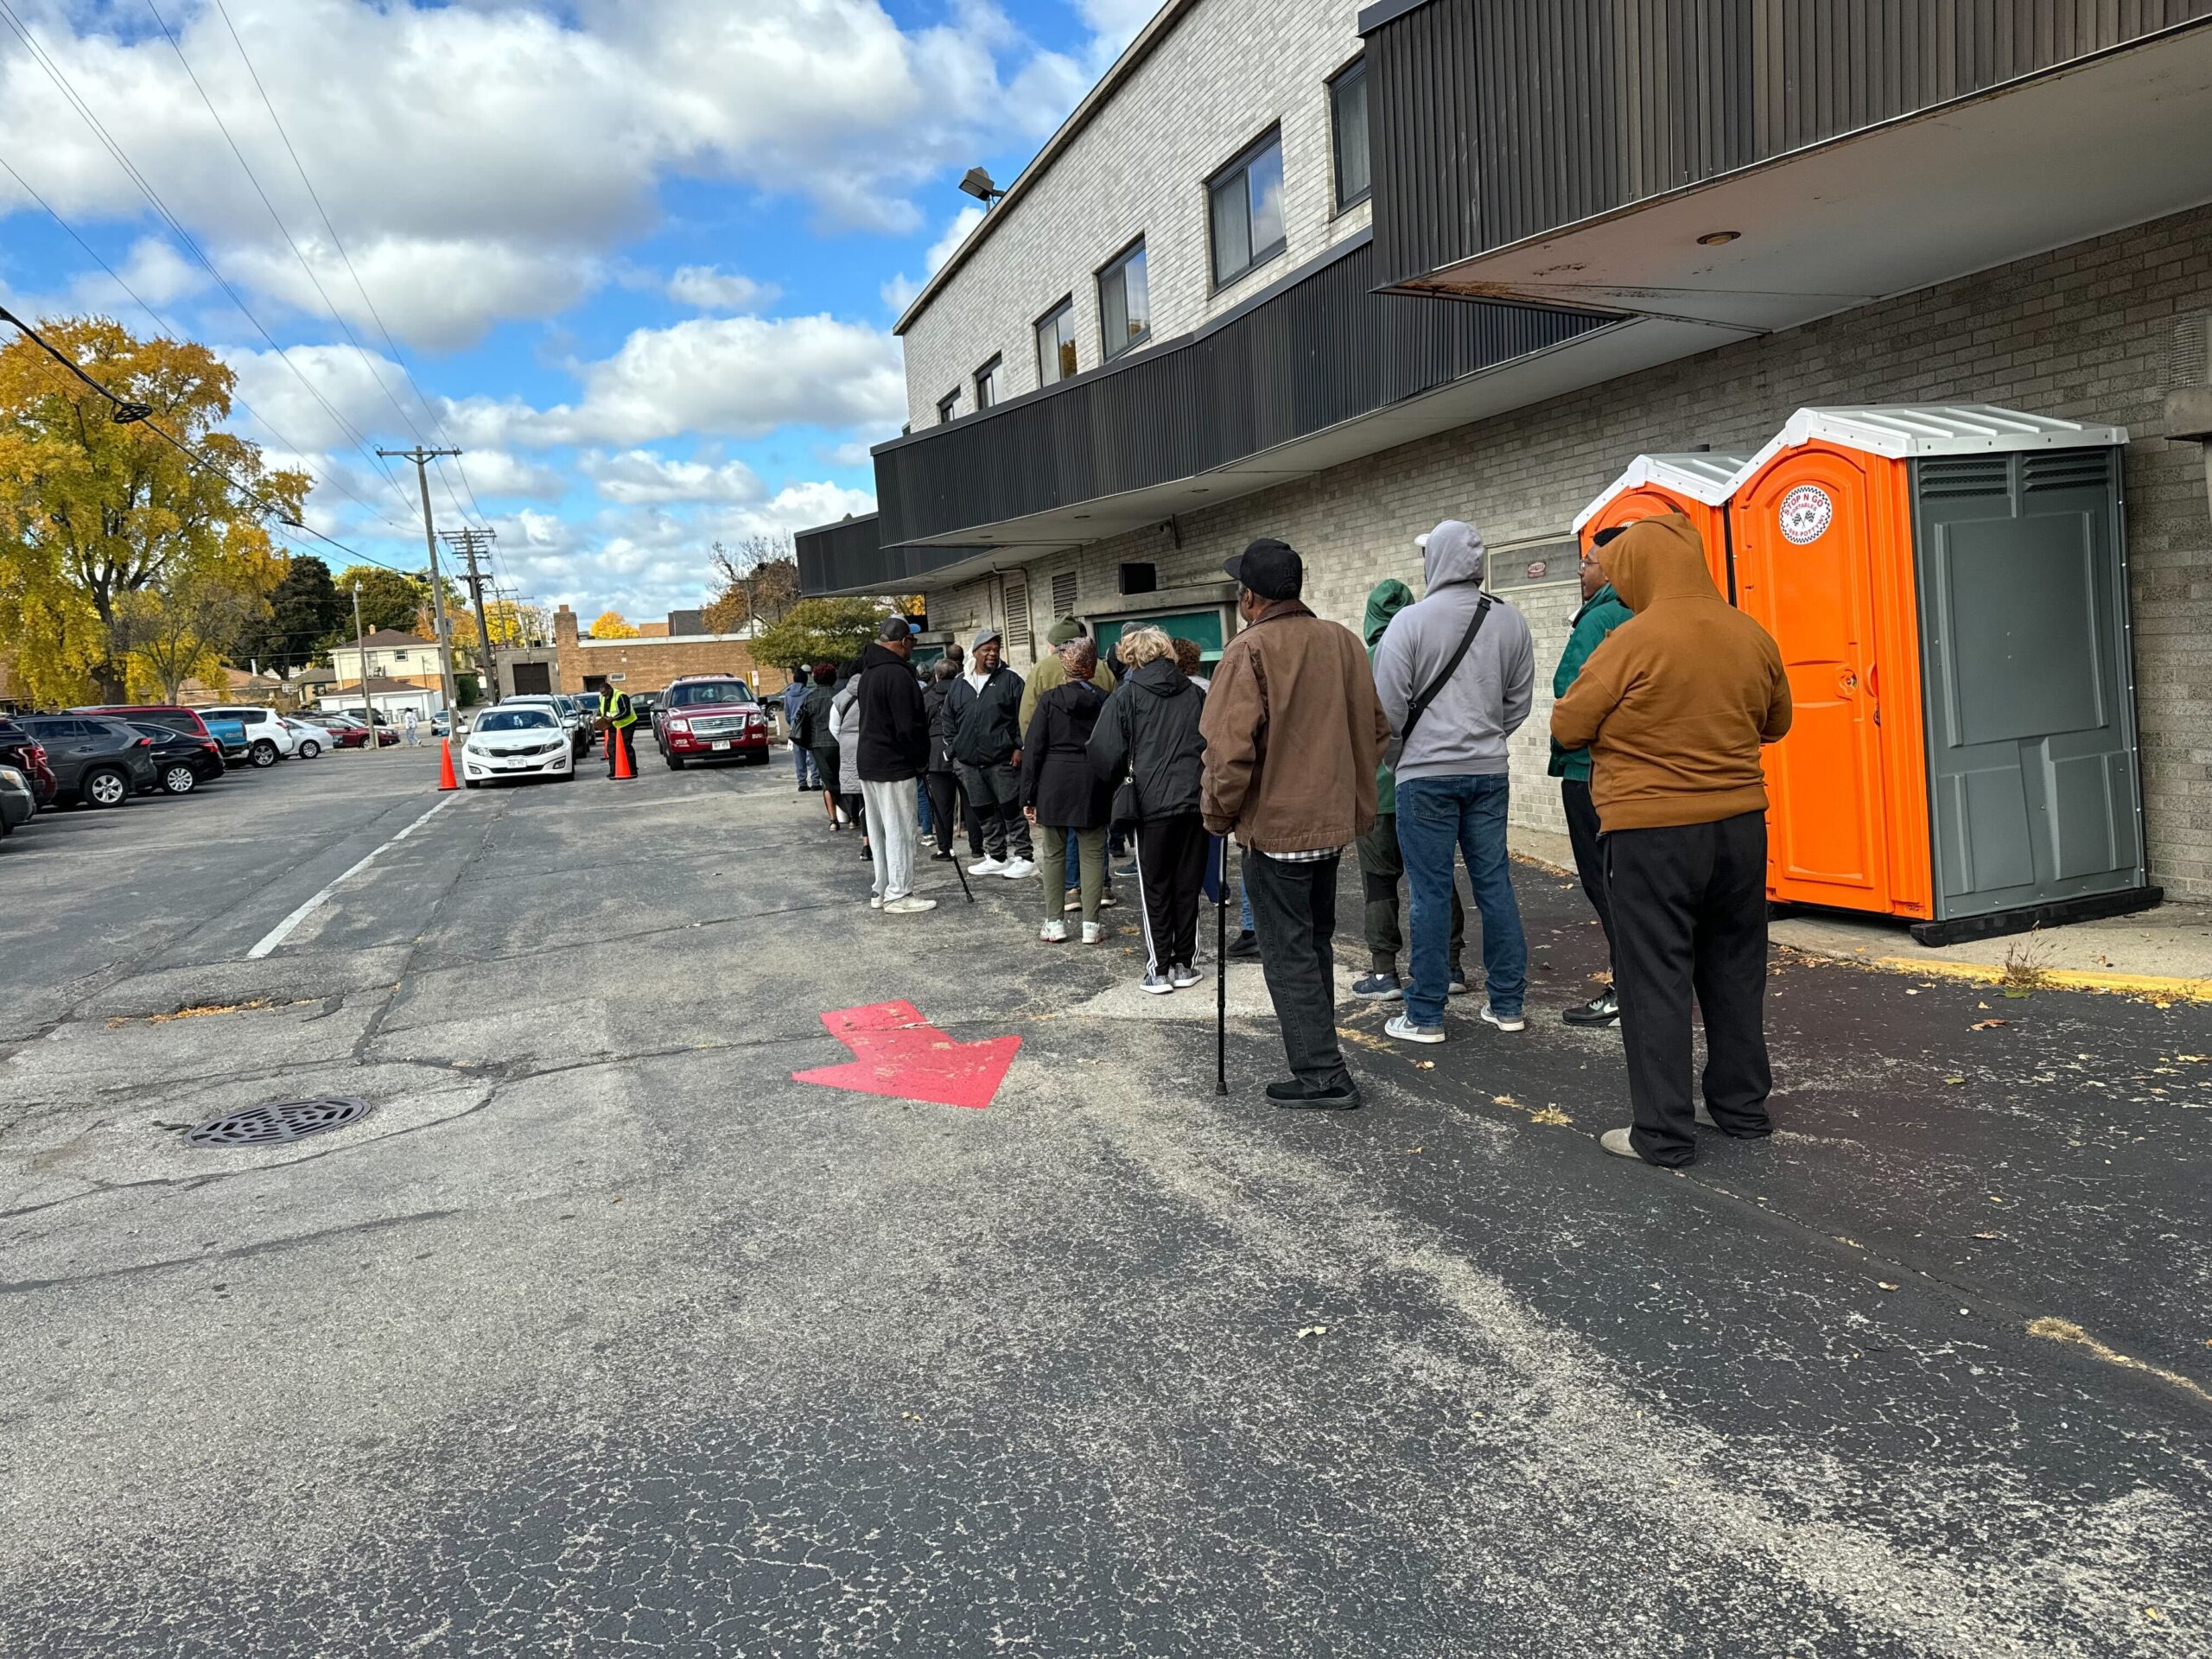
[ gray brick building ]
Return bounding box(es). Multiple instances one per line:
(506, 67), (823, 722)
(803, 1), (2212, 901)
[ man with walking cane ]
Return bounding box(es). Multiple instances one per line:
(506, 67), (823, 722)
(1199, 539), (1391, 1111)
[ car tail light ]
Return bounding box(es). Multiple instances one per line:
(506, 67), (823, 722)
(136, 736), (153, 748)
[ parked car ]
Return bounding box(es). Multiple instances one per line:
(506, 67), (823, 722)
(73, 703), (217, 742)
(12, 715), (157, 808)
(556, 695), (598, 753)
(321, 713), (399, 749)
(0, 718), (58, 807)
(0, 764), (34, 837)
(193, 704), (295, 767)
(130, 721), (226, 795)
(501, 695), (589, 759)
(281, 717), (334, 758)
(460, 705), (575, 787)
(202, 715), (251, 765)
(657, 675), (769, 768)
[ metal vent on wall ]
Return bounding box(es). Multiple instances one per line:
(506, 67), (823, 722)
(1002, 575), (1031, 657)
(2171, 311), (2210, 389)
(1051, 569), (1079, 618)
(1919, 455), (2010, 499)
(2023, 450), (2109, 493)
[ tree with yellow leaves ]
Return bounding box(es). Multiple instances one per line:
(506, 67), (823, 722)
(588, 609), (639, 639)
(0, 317), (308, 703)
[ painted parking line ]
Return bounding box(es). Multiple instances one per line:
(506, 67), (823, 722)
(245, 795), (461, 960)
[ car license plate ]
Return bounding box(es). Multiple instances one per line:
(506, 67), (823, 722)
(711, 740), (731, 751)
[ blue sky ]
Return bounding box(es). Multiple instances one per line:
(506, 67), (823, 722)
(0, 0), (1153, 621)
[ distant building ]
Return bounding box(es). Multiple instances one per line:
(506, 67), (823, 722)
(551, 605), (789, 699)
(328, 629), (450, 699)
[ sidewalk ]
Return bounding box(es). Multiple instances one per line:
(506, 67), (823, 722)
(1513, 823), (2212, 1001)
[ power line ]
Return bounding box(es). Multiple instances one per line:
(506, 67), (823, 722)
(0, 0), (422, 526)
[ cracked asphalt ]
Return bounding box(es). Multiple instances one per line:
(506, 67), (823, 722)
(2, 745), (2207, 1657)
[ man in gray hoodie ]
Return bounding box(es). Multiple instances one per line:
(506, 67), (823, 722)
(1370, 519), (1534, 1044)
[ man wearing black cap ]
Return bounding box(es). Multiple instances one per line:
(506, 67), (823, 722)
(1201, 538), (1391, 1109)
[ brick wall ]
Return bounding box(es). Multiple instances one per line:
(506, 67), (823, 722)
(899, 0), (1368, 431)
(550, 606), (791, 698)
(951, 203), (2212, 894)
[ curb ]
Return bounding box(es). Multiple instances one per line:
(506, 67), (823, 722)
(1864, 956), (2212, 1003)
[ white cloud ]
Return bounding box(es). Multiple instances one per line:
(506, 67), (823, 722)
(224, 235), (601, 353)
(452, 449), (569, 501)
(926, 205), (985, 273)
(879, 272), (920, 315)
(72, 238), (207, 314)
(666, 266), (779, 313)
(581, 448), (765, 505)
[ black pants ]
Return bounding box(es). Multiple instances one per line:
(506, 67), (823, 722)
(1561, 779), (1616, 964)
(1357, 810), (1464, 975)
(925, 772), (963, 851)
(1244, 851), (1352, 1093)
(1133, 814), (1206, 971)
(605, 723), (636, 777)
(1607, 811), (1772, 1166)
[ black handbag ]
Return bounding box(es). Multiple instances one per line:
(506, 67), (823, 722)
(1110, 695), (1141, 826)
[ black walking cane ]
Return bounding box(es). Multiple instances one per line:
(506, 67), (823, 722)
(1215, 837), (1229, 1096)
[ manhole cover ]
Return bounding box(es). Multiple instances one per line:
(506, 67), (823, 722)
(184, 1095), (373, 1147)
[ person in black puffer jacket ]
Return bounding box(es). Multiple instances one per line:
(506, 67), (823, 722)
(1019, 637), (1112, 943)
(791, 662), (842, 830)
(920, 659), (963, 859)
(1090, 625), (1208, 991)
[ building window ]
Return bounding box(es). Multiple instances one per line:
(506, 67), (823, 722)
(938, 389), (960, 424)
(1034, 298), (1077, 387)
(1096, 238), (1150, 360)
(1208, 128), (1286, 289)
(1330, 58), (1370, 212)
(974, 355), (1001, 410)
(391, 652), (409, 664)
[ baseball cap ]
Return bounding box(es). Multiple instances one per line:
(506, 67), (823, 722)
(878, 615), (912, 641)
(1223, 537), (1302, 601)
(971, 626), (1002, 650)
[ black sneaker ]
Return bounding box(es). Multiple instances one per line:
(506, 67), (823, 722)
(1264, 1077), (1363, 1111)
(1562, 988), (1620, 1027)
(1225, 929), (1260, 960)
(930, 849), (954, 861)
(1351, 971), (1403, 1001)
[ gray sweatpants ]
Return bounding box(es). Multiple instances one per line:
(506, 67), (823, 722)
(861, 777), (920, 901)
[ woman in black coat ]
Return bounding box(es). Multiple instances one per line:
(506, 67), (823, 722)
(1089, 625), (1208, 991)
(791, 662), (842, 830)
(1020, 639), (1112, 944)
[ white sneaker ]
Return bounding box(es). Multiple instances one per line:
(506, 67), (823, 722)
(1480, 1004), (1527, 1033)
(882, 894), (937, 914)
(1081, 921), (1105, 944)
(1039, 918), (1068, 943)
(1000, 857), (1037, 879)
(1169, 963), (1202, 989)
(868, 894), (883, 909)
(1385, 1014), (1446, 1045)
(969, 856), (1007, 875)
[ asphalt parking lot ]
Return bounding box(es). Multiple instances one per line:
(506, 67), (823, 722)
(2, 745), (2208, 1657)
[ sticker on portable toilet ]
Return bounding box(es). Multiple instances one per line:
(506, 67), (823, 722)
(1778, 485), (1834, 544)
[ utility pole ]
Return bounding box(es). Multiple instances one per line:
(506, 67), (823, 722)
(441, 527), (500, 701)
(376, 446), (463, 721)
(349, 582), (376, 755)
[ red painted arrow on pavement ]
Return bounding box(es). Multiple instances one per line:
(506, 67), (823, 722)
(791, 1000), (1021, 1110)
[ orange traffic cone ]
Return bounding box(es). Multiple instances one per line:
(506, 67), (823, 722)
(436, 736), (460, 791)
(611, 727), (634, 781)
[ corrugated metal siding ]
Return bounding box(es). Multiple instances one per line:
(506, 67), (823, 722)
(1365, 0), (2212, 286)
(795, 514), (988, 596)
(873, 237), (1610, 548)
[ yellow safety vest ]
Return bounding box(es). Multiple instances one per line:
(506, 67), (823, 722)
(600, 690), (636, 728)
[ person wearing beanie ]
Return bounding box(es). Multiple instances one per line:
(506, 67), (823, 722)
(1201, 537), (1390, 1112)
(1018, 615), (1117, 731)
(947, 626), (1035, 878)
(1550, 512), (1792, 1169)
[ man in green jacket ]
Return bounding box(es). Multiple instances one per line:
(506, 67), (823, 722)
(1351, 575), (1466, 1001)
(1548, 526), (1636, 1027)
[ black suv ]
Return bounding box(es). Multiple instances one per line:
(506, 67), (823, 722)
(12, 715), (157, 809)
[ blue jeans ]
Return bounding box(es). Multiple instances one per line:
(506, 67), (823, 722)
(791, 738), (816, 788)
(1395, 775), (1526, 1025)
(918, 783), (933, 836)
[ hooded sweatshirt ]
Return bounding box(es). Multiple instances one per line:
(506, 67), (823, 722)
(1370, 521), (1535, 784)
(1088, 655), (1205, 819)
(1362, 577), (1414, 815)
(1549, 512), (1792, 830)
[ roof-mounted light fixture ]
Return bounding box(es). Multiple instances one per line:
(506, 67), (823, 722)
(959, 167), (1005, 207)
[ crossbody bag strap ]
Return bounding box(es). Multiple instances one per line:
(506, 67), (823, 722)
(1399, 595), (1491, 749)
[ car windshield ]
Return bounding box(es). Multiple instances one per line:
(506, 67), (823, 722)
(475, 709), (556, 732)
(667, 682), (752, 709)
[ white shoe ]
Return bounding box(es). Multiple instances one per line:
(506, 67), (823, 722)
(1039, 918), (1068, 943)
(969, 856), (1007, 875)
(1000, 857), (1037, 879)
(868, 894), (883, 909)
(1384, 1014), (1446, 1045)
(1480, 1004), (1527, 1033)
(1169, 963), (1202, 990)
(1081, 921), (1105, 944)
(882, 894), (937, 914)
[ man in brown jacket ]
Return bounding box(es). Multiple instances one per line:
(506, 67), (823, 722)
(1550, 512), (1793, 1167)
(1202, 538), (1391, 1109)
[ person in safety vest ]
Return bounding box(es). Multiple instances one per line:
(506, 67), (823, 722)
(598, 683), (639, 778)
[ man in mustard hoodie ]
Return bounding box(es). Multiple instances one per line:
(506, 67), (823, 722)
(1551, 513), (1792, 1168)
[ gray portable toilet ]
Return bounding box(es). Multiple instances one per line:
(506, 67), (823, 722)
(1730, 405), (2157, 944)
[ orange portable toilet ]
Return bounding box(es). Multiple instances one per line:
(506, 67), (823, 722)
(1730, 406), (2155, 943)
(1573, 453), (1744, 594)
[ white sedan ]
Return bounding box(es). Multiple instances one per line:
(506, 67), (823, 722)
(460, 706), (575, 787)
(282, 717), (334, 758)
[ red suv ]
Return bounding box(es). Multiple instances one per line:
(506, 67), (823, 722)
(657, 677), (769, 769)
(73, 703), (216, 741)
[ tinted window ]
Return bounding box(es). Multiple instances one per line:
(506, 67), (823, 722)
(474, 709), (556, 732)
(1097, 239), (1149, 360)
(22, 718), (85, 738)
(666, 681), (753, 709)
(1034, 299), (1077, 386)
(1209, 130), (1286, 288)
(130, 723), (177, 743)
(1331, 59), (1370, 210)
(975, 356), (1001, 409)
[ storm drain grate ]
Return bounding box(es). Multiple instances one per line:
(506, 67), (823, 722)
(185, 1095), (373, 1147)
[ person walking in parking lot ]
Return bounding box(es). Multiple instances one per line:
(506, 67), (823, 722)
(403, 707), (420, 747)
(1202, 538), (1390, 1111)
(597, 682), (639, 778)
(1550, 527), (1636, 1027)
(856, 618), (937, 915)
(1549, 512), (1793, 1169)
(949, 626), (1034, 880)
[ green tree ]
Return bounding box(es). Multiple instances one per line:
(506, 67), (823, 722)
(240, 554), (347, 671)
(0, 317), (308, 702)
(115, 571), (267, 702)
(750, 597), (892, 671)
(333, 564), (428, 634)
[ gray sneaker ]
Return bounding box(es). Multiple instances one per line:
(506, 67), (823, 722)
(1168, 963), (1202, 989)
(1384, 1014), (1446, 1046)
(1479, 1004), (1526, 1033)
(1141, 969), (1174, 995)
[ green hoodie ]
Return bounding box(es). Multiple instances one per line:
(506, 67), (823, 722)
(1363, 577), (1415, 814)
(1547, 582), (1633, 782)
